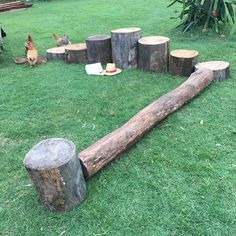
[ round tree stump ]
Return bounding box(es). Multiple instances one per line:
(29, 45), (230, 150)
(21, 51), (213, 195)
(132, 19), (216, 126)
(169, 49), (199, 77)
(65, 43), (87, 64)
(47, 47), (65, 60)
(138, 36), (170, 73)
(111, 27), (141, 69)
(86, 35), (112, 64)
(24, 138), (86, 212)
(195, 61), (230, 82)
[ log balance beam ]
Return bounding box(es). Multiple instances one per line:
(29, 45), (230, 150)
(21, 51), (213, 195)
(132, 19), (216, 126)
(24, 68), (214, 211)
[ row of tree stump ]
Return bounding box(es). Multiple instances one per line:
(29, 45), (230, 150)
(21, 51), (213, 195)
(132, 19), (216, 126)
(46, 27), (230, 81)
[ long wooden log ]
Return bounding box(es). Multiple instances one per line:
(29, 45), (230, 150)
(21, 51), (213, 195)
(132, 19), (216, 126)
(79, 69), (214, 178)
(0, 4), (32, 12)
(0, 1), (22, 8)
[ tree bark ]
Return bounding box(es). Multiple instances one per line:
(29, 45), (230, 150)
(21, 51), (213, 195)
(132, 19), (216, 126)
(65, 43), (87, 64)
(86, 35), (111, 65)
(79, 69), (214, 178)
(24, 138), (86, 212)
(47, 47), (65, 60)
(195, 61), (230, 81)
(111, 28), (141, 69)
(169, 49), (199, 77)
(138, 36), (170, 72)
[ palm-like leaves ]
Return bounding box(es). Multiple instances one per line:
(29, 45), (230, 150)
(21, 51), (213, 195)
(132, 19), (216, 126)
(168, 0), (236, 32)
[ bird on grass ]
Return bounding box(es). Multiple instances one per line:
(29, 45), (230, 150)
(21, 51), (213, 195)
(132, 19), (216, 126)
(53, 32), (71, 47)
(25, 35), (38, 67)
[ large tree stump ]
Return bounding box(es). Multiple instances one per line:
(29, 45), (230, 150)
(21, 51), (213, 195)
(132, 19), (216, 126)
(86, 35), (112, 64)
(24, 138), (86, 212)
(47, 47), (65, 60)
(138, 36), (170, 73)
(169, 49), (199, 77)
(195, 61), (230, 81)
(111, 27), (141, 69)
(79, 69), (214, 178)
(65, 43), (87, 64)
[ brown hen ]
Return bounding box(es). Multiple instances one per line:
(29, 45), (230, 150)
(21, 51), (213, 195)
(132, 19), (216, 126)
(25, 35), (38, 66)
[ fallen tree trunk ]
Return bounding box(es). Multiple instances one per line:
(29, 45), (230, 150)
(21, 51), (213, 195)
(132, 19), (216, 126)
(79, 69), (214, 178)
(0, 1), (32, 13)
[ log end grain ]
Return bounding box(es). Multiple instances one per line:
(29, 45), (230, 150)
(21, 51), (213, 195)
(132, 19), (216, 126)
(24, 138), (75, 170)
(111, 27), (141, 33)
(138, 36), (170, 45)
(65, 43), (86, 51)
(86, 35), (111, 41)
(170, 49), (199, 59)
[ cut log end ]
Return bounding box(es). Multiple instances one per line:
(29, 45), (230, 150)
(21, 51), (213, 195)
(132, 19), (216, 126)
(24, 138), (86, 212)
(170, 49), (199, 59)
(65, 43), (86, 51)
(111, 27), (141, 33)
(195, 61), (230, 81)
(86, 35), (111, 41)
(138, 36), (170, 45)
(24, 138), (76, 170)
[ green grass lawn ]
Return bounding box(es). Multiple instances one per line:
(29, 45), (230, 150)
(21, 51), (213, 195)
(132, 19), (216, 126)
(0, 0), (236, 235)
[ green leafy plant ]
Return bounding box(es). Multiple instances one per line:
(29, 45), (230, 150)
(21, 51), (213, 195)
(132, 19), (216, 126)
(168, 0), (236, 33)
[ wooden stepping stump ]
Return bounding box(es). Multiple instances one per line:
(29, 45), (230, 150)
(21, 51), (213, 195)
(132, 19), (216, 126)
(138, 36), (170, 73)
(111, 27), (141, 69)
(47, 47), (65, 60)
(195, 61), (230, 81)
(24, 138), (86, 212)
(65, 43), (87, 64)
(86, 35), (111, 64)
(169, 49), (199, 77)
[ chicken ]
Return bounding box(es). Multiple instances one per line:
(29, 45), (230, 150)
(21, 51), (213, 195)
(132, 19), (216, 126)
(25, 35), (38, 66)
(53, 32), (71, 47)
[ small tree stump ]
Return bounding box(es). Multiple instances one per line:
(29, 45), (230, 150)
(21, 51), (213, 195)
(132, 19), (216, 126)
(169, 49), (199, 77)
(86, 35), (112, 64)
(65, 43), (87, 64)
(111, 27), (141, 69)
(24, 138), (86, 212)
(47, 47), (65, 60)
(195, 61), (230, 81)
(138, 36), (170, 73)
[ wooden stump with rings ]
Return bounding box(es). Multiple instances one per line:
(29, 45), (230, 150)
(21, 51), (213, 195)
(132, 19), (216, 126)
(169, 49), (199, 77)
(47, 47), (65, 60)
(65, 43), (87, 64)
(86, 35), (112, 64)
(138, 36), (170, 73)
(195, 61), (230, 81)
(111, 27), (141, 69)
(24, 138), (86, 212)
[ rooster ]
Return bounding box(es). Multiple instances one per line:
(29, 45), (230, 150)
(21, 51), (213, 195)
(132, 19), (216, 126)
(25, 35), (38, 66)
(53, 33), (71, 47)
